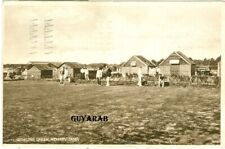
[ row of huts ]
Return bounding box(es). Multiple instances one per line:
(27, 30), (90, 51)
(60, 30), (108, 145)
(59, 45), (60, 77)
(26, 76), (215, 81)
(120, 51), (221, 77)
(21, 62), (84, 80)
(3, 51), (221, 80)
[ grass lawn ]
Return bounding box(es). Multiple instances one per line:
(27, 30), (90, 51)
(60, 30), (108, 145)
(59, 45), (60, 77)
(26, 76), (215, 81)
(3, 80), (220, 144)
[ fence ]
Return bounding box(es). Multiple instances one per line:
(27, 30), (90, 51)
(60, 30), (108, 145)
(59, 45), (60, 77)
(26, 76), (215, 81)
(109, 73), (221, 87)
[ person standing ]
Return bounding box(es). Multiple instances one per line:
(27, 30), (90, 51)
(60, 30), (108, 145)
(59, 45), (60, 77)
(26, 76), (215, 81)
(158, 74), (165, 87)
(59, 67), (65, 85)
(105, 65), (112, 86)
(64, 67), (69, 83)
(84, 68), (89, 80)
(137, 67), (143, 86)
(96, 67), (103, 85)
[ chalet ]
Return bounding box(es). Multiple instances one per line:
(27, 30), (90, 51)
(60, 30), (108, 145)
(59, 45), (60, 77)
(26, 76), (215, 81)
(120, 55), (156, 75)
(58, 62), (82, 79)
(159, 51), (196, 77)
(25, 64), (58, 79)
(84, 63), (107, 79)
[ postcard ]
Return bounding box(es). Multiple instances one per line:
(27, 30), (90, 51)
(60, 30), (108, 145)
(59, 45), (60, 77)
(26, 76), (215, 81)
(2, 1), (224, 147)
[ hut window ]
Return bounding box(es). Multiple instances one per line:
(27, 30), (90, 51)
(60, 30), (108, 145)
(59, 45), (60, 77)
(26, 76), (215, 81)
(169, 59), (180, 65)
(130, 61), (137, 67)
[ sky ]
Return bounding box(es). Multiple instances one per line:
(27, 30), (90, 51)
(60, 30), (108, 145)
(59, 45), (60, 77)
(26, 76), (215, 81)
(3, 2), (222, 64)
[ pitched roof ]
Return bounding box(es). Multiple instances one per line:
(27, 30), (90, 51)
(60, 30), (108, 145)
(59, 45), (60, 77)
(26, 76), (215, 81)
(29, 61), (63, 68)
(119, 62), (126, 67)
(159, 51), (195, 65)
(3, 64), (29, 69)
(49, 62), (62, 68)
(86, 63), (107, 69)
(135, 55), (156, 67)
(60, 62), (82, 68)
(30, 64), (55, 70)
(29, 61), (50, 64)
(175, 51), (195, 64)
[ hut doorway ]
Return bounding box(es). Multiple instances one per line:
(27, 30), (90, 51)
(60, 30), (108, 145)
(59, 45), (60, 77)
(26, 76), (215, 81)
(41, 70), (53, 78)
(73, 68), (81, 78)
(170, 64), (179, 76)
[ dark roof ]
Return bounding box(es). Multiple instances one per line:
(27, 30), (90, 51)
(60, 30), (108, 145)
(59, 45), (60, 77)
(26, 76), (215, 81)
(60, 62), (82, 68)
(49, 62), (62, 68)
(29, 61), (63, 68)
(30, 64), (56, 70)
(3, 64), (29, 69)
(86, 63), (107, 69)
(150, 60), (157, 66)
(108, 64), (120, 68)
(135, 55), (156, 67)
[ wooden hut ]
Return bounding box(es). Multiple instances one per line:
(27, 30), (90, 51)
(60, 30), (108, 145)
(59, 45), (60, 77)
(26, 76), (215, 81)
(26, 64), (58, 79)
(159, 51), (196, 77)
(120, 55), (156, 75)
(58, 62), (82, 79)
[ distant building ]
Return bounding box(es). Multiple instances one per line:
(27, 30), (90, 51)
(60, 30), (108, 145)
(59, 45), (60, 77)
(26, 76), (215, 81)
(159, 51), (196, 77)
(83, 63), (107, 79)
(3, 66), (14, 79)
(195, 65), (211, 76)
(120, 55), (156, 75)
(25, 64), (58, 79)
(3, 64), (30, 79)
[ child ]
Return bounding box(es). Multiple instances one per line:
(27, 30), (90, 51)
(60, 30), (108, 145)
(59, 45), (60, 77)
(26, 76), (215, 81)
(159, 74), (165, 87)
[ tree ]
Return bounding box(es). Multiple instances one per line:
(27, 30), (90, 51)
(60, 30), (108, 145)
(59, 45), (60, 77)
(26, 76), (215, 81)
(216, 56), (221, 62)
(157, 59), (164, 65)
(151, 60), (157, 65)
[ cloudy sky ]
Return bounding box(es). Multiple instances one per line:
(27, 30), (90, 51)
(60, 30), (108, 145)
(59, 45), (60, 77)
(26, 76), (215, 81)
(3, 2), (221, 64)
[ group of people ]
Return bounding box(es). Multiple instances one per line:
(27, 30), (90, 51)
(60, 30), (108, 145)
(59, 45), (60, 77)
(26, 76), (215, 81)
(96, 65), (112, 86)
(59, 66), (164, 87)
(80, 68), (89, 80)
(59, 65), (112, 86)
(97, 67), (143, 87)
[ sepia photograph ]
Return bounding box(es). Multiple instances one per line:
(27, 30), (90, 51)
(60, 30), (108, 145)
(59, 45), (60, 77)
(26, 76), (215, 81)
(2, 1), (222, 145)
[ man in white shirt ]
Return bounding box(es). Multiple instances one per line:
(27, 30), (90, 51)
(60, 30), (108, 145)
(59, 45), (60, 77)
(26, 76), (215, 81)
(64, 67), (69, 82)
(59, 67), (65, 85)
(137, 68), (143, 86)
(84, 69), (89, 80)
(96, 67), (103, 85)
